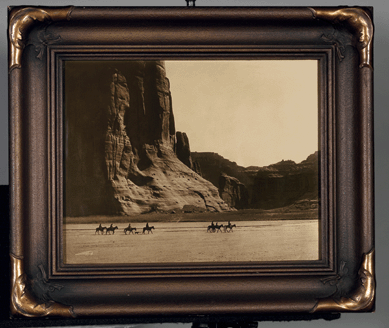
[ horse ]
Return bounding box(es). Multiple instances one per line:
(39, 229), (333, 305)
(213, 223), (224, 233)
(124, 227), (137, 234)
(224, 222), (236, 232)
(142, 225), (155, 234)
(207, 222), (217, 233)
(95, 224), (106, 235)
(106, 225), (118, 234)
(207, 223), (223, 233)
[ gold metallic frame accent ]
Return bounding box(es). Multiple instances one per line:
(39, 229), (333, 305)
(8, 6), (73, 71)
(311, 250), (375, 313)
(310, 7), (374, 69)
(10, 255), (75, 318)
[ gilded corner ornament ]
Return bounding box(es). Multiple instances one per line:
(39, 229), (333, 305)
(309, 7), (374, 69)
(10, 254), (75, 318)
(311, 250), (375, 313)
(8, 6), (74, 71)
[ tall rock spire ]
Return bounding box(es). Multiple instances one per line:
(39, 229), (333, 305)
(105, 71), (133, 181)
(64, 61), (230, 217)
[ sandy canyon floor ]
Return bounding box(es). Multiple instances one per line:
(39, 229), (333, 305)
(64, 217), (319, 264)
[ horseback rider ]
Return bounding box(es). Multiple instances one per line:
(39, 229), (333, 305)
(146, 222), (149, 228)
(95, 223), (104, 234)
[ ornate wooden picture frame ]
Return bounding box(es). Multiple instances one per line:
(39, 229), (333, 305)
(9, 6), (374, 319)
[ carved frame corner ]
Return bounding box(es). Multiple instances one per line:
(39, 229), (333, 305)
(10, 254), (75, 318)
(310, 250), (375, 313)
(309, 6), (374, 69)
(8, 6), (74, 72)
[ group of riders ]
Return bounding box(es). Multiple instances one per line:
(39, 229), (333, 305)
(207, 221), (236, 233)
(96, 221), (236, 234)
(95, 222), (154, 235)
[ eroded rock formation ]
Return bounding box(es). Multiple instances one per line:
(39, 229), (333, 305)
(175, 131), (193, 169)
(64, 60), (317, 217)
(175, 131), (202, 175)
(218, 173), (249, 209)
(191, 151), (319, 210)
(105, 71), (135, 181)
(250, 152), (319, 209)
(65, 61), (229, 217)
(191, 152), (251, 188)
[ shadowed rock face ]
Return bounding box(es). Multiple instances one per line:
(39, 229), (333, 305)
(191, 151), (319, 210)
(250, 153), (319, 209)
(175, 131), (202, 175)
(219, 173), (249, 209)
(187, 153), (251, 210)
(191, 152), (250, 188)
(175, 131), (193, 169)
(65, 61), (229, 217)
(105, 72), (134, 181)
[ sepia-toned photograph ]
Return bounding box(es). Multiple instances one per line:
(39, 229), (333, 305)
(63, 60), (319, 264)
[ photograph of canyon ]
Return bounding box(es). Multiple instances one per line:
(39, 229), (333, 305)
(63, 60), (319, 264)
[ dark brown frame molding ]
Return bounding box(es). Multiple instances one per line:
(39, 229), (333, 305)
(9, 6), (374, 318)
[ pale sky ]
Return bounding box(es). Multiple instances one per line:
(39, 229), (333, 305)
(165, 60), (318, 168)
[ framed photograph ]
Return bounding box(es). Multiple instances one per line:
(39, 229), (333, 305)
(9, 6), (374, 319)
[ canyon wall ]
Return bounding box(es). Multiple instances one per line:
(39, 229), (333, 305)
(219, 173), (249, 209)
(64, 61), (229, 217)
(250, 152), (319, 209)
(191, 151), (319, 209)
(64, 60), (317, 216)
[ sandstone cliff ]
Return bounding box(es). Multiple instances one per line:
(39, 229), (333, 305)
(191, 152), (251, 188)
(249, 152), (319, 209)
(191, 151), (319, 210)
(65, 61), (229, 217)
(175, 131), (202, 175)
(219, 173), (249, 209)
